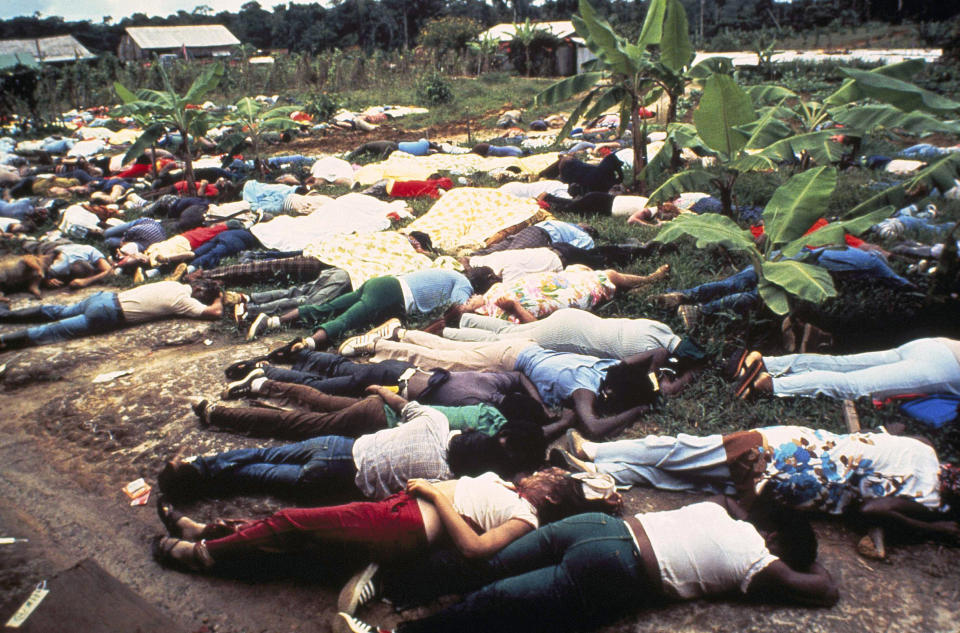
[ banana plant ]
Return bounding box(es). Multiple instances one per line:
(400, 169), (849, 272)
(468, 33), (500, 76)
(646, 71), (843, 215)
(534, 0), (694, 192)
(653, 166), (894, 315)
(216, 97), (300, 175)
(114, 61), (224, 194)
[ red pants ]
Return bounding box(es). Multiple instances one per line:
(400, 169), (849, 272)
(202, 491), (427, 563)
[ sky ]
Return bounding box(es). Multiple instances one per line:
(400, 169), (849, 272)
(0, 0), (258, 22)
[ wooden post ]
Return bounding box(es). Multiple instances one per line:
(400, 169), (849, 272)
(844, 400), (886, 559)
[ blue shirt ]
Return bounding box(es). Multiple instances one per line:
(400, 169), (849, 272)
(397, 140), (431, 156)
(487, 145), (524, 157)
(536, 220), (595, 250)
(515, 345), (619, 408)
(399, 269), (473, 314)
(49, 244), (105, 276)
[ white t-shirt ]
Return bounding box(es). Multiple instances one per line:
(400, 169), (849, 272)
(498, 180), (569, 200)
(756, 426), (941, 513)
(638, 502), (778, 599)
(453, 472), (538, 532)
(117, 281), (208, 323)
(469, 248), (563, 283)
(611, 195), (649, 217)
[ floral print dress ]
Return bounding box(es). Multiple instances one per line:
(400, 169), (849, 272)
(477, 265), (616, 322)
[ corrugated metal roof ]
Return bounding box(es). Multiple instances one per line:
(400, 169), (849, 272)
(0, 35), (95, 63)
(125, 25), (240, 50)
(0, 52), (41, 72)
(479, 21), (580, 42)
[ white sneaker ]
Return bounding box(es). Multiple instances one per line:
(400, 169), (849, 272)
(337, 562), (379, 615)
(338, 333), (379, 357)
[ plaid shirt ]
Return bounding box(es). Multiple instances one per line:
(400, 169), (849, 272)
(351, 402), (451, 499)
(125, 219), (166, 250)
(202, 256), (327, 285)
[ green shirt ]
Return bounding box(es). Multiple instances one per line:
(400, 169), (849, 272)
(383, 403), (506, 436)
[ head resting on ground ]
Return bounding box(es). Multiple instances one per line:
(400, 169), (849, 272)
(514, 466), (622, 524)
(597, 361), (660, 414)
(448, 418), (545, 480)
(749, 489), (819, 571)
(188, 278), (223, 305)
(463, 265), (500, 295)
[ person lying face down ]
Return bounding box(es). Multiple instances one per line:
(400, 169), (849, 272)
(150, 467), (621, 575)
(157, 400), (548, 503)
(560, 424), (960, 545)
(336, 495), (838, 633)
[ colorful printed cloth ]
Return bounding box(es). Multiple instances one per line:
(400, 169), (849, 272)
(755, 427), (941, 514)
(403, 187), (551, 254)
(303, 230), (461, 289)
(352, 152), (561, 186)
(477, 265), (615, 322)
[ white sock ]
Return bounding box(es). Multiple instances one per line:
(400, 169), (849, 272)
(267, 316), (281, 329)
(186, 265), (196, 273)
(250, 377), (267, 393)
(303, 337), (317, 350)
(145, 268), (160, 279)
(583, 441), (599, 460)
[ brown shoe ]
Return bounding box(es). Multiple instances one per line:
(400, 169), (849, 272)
(678, 304), (701, 330)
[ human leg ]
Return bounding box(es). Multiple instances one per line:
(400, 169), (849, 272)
(814, 248), (912, 288)
(24, 292), (122, 345)
(262, 366), (362, 395)
(770, 339), (960, 399)
(304, 276), (405, 341)
(472, 227), (552, 255)
(679, 266), (758, 303)
(605, 266), (670, 290)
(206, 396), (387, 439)
(371, 332), (526, 372)
(698, 289), (761, 315)
(201, 492), (425, 564)
(189, 436), (357, 495)
(593, 433), (732, 491)
(394, 514), (647, 633)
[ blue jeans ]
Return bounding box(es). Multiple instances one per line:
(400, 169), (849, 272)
(190, 436), (358, 495)
(810, 247), (912, 288)
(679, 266), (759, 315)
(765, 338), (960, 400)
(264, 351), (412, 396)
(895, 214), (957, 240)
(247, 268), (351, 317)
(25, 292), (123, 345)
(191, 229), (259, 269)
(398, 513), (650, 633)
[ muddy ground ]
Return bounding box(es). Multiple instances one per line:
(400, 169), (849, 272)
(0, 286), (958, 633)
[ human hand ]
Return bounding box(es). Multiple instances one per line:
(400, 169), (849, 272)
(68, 279), (85, 289)
(494, 296), (516, 310)
(46, 278), (64, 288)
(406, 478), (438, 500)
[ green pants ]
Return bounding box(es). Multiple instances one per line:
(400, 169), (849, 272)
(298, 275), (404, 341)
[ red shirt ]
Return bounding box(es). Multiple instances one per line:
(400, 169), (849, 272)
(751, 218), (864, 249)
(174, 180), (220, 198)
(182, 224), (228, 249)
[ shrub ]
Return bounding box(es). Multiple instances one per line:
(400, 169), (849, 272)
(416, 72), (454, 105)
(303, 91), (342, 121)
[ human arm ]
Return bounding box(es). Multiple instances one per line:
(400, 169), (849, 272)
(69, 258), (113, 289)
(199, 294), (223, 319)
(746, 560), (839, 607)
(495, 296), (537, 323)
(541, 408), (577, 441)
(859, 497), (960, 541)
(366, 384), (409, 413)
(571, 388), (648, 439)
(406, 478), (533, 558)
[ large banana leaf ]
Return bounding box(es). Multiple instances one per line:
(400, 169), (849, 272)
(660, 0), (693, 71)
(694, 73), (756, 157)
(122, 122), (166, 164)
(757, 130), (842, 165)
(761, 259), (837, 306)
(829, 67), (960, 116)
(550, 86), (605, 147)
(582, 85), (629, 123)
(653, 212), (758, 254)
(535, 71), (604, 106)
(646, 167), (715, 203)
(742, 97), (794, 149)
(577, 0), (635, 76)
(757, 278), (791, 315)
(825, 59), (927, 107)
(637, 0), (667, 47)
(728, 152), (776, 172)
(114, 81), (139, 105)
(687, 55), (734, 81)
(746, 84), (798, 104)
(762, 166), (838, 250)
(779, 206), (894, 257)
(184, 62), (224, 104)
(845, 153), (960, 217)
(831, 104), (960, 137)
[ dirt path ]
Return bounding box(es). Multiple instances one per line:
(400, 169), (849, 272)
(0, 303), (958, 633)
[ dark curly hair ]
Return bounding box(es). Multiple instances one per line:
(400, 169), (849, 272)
(188, 278), (224, 305)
